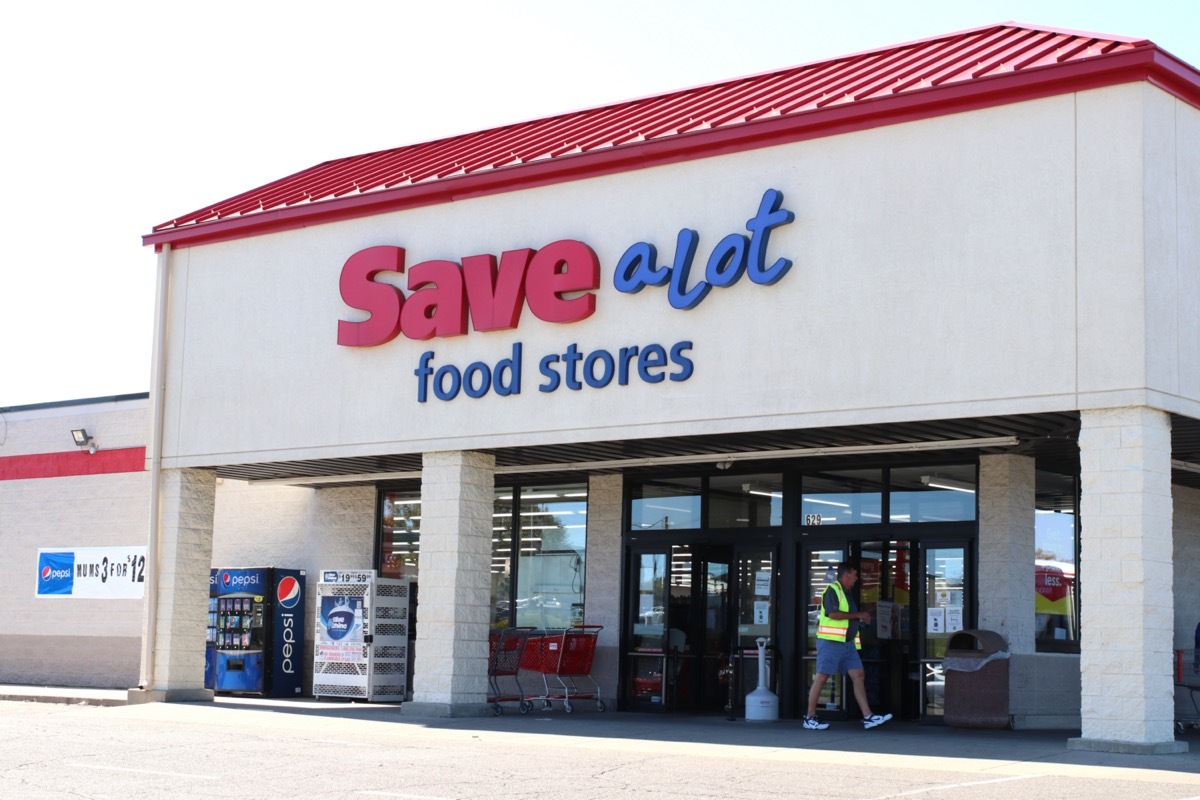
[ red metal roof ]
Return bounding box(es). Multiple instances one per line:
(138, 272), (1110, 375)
(146, 22), (1200, 249)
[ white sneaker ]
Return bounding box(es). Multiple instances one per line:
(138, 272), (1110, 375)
(803, 715), (829, 730)
(863, 713), (892, 729)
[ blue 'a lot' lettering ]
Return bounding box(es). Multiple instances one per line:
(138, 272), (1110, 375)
(613, 188), (795, 309)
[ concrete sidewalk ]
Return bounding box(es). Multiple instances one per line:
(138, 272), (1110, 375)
(0, 683), (130, 707)
(3, 683), (1199, 778)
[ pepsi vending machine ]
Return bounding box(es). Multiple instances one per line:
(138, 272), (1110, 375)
(204, 567), (305, 697)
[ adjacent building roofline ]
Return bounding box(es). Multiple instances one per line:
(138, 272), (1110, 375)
(0, 392), (150, 414)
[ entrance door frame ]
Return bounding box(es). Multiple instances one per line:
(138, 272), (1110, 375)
(619, 461), (982, 718)
(621, 529), (782, 713)
(798, 524), (975, 722)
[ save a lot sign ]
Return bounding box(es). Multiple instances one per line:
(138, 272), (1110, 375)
(336, 189), (795, 403)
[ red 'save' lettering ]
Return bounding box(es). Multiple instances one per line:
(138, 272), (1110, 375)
(337, 240), (599, 347)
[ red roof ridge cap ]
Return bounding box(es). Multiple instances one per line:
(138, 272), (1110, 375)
(1000, 20), (1150, 47)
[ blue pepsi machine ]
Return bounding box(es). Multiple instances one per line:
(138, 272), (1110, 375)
(205, 567), (305, 697)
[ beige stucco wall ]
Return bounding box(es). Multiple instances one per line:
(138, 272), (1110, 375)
(154, 84), (1200, 472)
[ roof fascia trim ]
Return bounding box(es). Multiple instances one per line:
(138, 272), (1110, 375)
(145, 48), (1185, 251)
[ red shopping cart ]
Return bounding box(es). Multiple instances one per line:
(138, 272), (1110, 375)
(487, 627), (534, 716)
(1174, 649), (1200, 731)
(520, 626), (605, 714)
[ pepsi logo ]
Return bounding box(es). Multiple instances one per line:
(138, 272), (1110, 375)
(40, 566), (71, 581)
(41, 566), (51, 580)
(277, 576), (301, 608)
(222, 572), (232, 588)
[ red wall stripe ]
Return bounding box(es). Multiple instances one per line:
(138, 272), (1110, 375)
(0, 447), (147, 480)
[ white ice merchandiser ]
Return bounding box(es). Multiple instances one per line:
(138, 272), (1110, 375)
(313, 569), (414, 702)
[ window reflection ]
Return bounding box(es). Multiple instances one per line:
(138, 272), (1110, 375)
(380, 492), (420, 580)
(492, 492), (515, 628)
(801, 470), (883, 525)
(509, 484), (588, 630)
(1035, 469), (1077, 651)
(631, 478), (701, 530)
(707, 473), (782, 527)
(890, 465), (976, 523)
(924, 547), (965, 659)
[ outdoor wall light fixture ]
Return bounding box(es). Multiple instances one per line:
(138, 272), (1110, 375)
(71, 428), (98, 454)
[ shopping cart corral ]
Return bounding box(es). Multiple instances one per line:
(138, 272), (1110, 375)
(519, 626), (605, 714)
(1174, 649), (1200, 732)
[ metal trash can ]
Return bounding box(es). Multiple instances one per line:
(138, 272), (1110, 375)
(943, 629), (1010, 729)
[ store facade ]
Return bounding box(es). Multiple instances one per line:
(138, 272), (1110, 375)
(130, 23), (1200, 752)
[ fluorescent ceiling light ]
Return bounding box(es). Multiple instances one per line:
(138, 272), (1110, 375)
(920, 476), (976, 493)
(805, 497), (851, 508)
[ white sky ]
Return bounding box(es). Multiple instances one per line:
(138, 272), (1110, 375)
(2, 1), (1197, 408)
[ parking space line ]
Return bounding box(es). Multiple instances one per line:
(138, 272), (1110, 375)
(863, 773), (1039, 799)
(68, 763), (219, 780)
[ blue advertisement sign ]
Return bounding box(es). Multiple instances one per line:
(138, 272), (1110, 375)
(319, 596), (362, 643)
(212, 567), (267, 596)
(36, 551), (74, 596)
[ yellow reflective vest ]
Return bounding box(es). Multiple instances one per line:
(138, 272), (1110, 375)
(817, 580), (862, 649)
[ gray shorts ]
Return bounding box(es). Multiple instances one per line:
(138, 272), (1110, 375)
(815, 638), (863, 675)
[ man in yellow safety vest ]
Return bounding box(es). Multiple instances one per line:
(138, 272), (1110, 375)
(804, 562), (892, 730)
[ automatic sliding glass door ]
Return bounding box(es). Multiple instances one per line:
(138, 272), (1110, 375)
(627, 550), (670, 709)
(920, 544), (968, 722)
(801, 546), (845, 716)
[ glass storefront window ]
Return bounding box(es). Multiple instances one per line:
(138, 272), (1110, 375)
(804, 548), (845, 712)
(889, 465), (976, 523)
(922, 545), (966, 719)
(737, 550), (775, 645)
(800, 469), (883, 526)
(1035, 469), (1078, 652)
(492, 492), (515, 629)
(511, 484), (588, 629)
(380, 491), (420, 580)
(380, 484), (587, 631)
(631, 478), (701, 530)
(804, 549), (844, 651)
(707, 473), (782, 527)
(629, 552), (669, 706)
(924, 547), (966, 658)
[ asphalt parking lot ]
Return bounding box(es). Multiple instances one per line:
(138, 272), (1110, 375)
(2, 691), (1200, 800)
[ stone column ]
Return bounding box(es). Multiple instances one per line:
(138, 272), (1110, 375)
(129, 467), (216, 703)
(977, 454), (1036, 653)
(1069, 407), (1183, 753)
(403, 451), (494, 717)
(584, 473), (623, 706)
